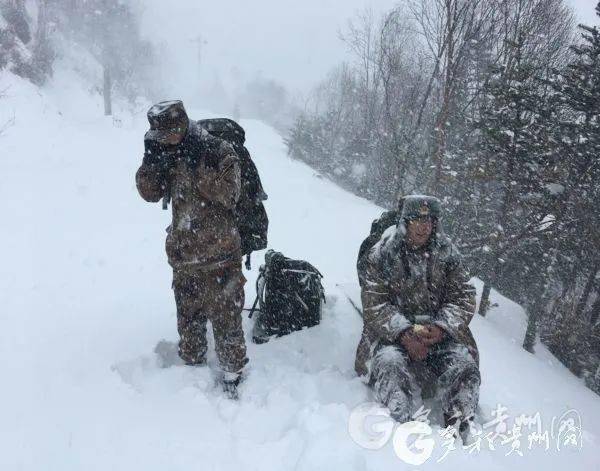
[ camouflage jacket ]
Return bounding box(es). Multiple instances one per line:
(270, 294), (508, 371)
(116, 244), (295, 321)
(355, 226), (478, 377)
(136, 122), (242, 272)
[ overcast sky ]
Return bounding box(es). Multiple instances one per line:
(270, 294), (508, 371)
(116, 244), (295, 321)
(139, 0), (598, 103)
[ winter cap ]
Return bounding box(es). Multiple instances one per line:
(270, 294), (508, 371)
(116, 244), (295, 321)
(400, 195), (442, 221)
(145, 100), (189, 141)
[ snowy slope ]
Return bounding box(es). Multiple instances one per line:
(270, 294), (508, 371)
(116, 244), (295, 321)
(1, 72), (599, 470)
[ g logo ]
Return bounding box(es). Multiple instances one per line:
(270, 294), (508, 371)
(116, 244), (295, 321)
(348, 402), (395, 450)
(392, 421), (435, 465)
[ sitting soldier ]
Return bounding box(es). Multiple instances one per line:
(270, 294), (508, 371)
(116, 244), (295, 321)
(355, 195), (480, 440)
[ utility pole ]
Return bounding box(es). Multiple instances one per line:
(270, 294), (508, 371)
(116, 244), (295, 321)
(190, 34), (208, 97)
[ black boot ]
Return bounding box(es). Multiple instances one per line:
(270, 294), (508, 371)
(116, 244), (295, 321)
(222, 374), (242, 400)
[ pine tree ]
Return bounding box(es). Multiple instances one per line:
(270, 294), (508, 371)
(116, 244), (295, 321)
(537, 3), (600, 375)
(469, 35), (559, 324)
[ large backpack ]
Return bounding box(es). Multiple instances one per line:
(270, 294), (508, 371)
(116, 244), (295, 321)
(356, 198), (405, 285)
(198, 118), (269, 267)
(249, 250), (325, 343)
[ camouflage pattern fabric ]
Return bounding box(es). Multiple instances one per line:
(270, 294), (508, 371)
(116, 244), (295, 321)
(136, 117), (248, 374)
(355, 198), (480, 421)
(173, 265), (248, 373)
(355, 225), (479, 377)
(370, 340), (480, 422)
(136, 121), (242, 272)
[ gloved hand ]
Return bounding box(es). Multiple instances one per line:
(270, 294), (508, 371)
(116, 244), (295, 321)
(142, 138), (161, 166)
(143, 139), (176, 168)
(414, 324), (445, 346)
(399, 328), (429, 361)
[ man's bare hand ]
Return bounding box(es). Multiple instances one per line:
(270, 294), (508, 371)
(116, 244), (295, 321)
(414, 324), (445, 346)
(400, 330), (429, 361)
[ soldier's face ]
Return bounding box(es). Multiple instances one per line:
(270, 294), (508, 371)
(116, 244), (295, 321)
(406, 218), (433, 248)
(158, 129), (186, 146)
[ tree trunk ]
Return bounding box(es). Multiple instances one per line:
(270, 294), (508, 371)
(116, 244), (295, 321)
(430, 0), (456, 195)
(103, 65), (112, 116)
(523, 306), (539, 353)
(588, 294), (600, 326)
(31, 0), (53, 83)
(574, 261), (599, 318)
(9, 0), (31, 44)
(478, 283), (492, 317)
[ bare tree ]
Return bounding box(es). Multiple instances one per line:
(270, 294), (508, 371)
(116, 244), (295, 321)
(409, 0), (496, 194)
(340, 8), (381, 133)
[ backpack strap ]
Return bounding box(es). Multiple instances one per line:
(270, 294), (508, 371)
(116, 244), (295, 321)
(247, 264), (267, 318)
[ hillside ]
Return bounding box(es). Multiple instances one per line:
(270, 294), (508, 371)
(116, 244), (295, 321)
(1, 71), (599, 470)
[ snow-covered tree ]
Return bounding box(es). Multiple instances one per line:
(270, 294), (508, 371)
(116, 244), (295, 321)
(0, 0), (54, 84)
(539, 3), (600, 373)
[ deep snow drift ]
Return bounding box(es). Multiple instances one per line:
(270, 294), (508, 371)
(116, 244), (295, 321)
(1, 71), (599, 470)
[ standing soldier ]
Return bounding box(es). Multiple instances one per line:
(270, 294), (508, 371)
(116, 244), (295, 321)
(355, 195), (480, 440)
(136, 100), (248, 398)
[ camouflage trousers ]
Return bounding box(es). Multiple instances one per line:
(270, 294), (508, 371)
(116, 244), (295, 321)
(172, 264), (248, 375)
(370, 339), (480, 423)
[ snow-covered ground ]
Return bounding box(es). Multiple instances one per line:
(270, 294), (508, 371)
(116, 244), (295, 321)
(1, 70), (599, 470)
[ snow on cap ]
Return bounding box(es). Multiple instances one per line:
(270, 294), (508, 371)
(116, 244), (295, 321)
(401, 195), (442, 221)
(147, 100), (188, 130)
(146, 100), (189, 142)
